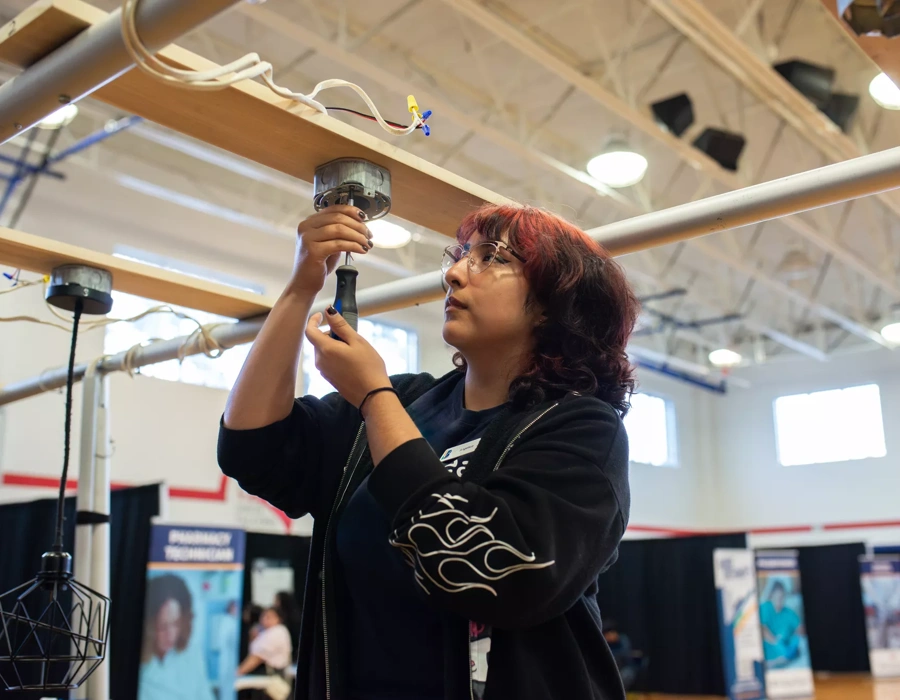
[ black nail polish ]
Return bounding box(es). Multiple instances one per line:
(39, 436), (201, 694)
(358, 210), (367, 220)
(326, 305), (337, 315)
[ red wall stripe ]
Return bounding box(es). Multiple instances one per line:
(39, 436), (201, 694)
(3, 472), (900, 538)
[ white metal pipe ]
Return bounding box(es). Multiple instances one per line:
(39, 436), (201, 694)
(3, 147), (900, 405)
(88, 372), (111, 700)
(588, 145), (900, 255)
(0, 0), (242, 144)
(73, 362), (101, 699)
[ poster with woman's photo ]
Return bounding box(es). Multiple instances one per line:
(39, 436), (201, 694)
(755, 550), (814, 699)
(138, 524), (246, 700)
(860, 555), (900, 678)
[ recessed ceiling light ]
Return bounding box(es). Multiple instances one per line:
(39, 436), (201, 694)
(708, 348), (743, 367)
(880, 321), (900, 344)
(587, 139), (648, 189)
(38, 104), (79, 130)
(869, 73), (900, 110)
(367, 219), (412, 248)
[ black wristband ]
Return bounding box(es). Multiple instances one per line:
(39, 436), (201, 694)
(359, 386), (398, 418)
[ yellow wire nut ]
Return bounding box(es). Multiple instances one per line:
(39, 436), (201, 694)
(407, 95), (420, 115)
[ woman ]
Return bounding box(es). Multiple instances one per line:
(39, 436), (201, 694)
(219, 203), (638, 700)
(237, 606), (294, 676)
(138, 574), (214, 700)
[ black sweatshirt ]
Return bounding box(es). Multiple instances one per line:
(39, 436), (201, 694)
(217, 370), (631, 700)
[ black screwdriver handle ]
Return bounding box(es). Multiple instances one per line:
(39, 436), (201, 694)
(331, 264), (359, 340)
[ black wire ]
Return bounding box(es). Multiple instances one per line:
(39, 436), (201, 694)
(54, 297), (83, 551)
(324, 106), (418, 130)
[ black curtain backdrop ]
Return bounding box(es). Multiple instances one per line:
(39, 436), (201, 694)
(0, 485), (159, 700)
(795, 542), (870, 673)
(596, 533), (747, 696)
(241, 532), (311, 658)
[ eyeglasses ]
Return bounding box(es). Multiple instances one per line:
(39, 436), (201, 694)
(440, 241), (527, 278)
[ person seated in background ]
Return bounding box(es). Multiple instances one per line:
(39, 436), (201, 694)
(237, 607), (293, 677)
(603, 619), (638, 690)
(760, 581), (802, 667)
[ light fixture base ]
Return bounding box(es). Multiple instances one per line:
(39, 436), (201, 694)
(314, 158), (392, 219)
(45, 264), (113, 315)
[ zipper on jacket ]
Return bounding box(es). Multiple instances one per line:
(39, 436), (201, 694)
(492, 402), (559, 472)
(321, 423), (365, 700)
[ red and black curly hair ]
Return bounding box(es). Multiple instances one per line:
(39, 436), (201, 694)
(453, 204), (640, 416)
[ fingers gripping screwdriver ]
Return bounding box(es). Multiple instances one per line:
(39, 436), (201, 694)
(312, 158), (393, 340)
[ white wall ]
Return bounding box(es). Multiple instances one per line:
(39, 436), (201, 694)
(722, 349), (900, 549)
(626, 368), (722, 533)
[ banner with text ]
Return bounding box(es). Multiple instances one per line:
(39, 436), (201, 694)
(714, 549), (766, 700)
(860, 555), (900, 678)
(138, 524), (246, 700)
(755, 550), (814, 699)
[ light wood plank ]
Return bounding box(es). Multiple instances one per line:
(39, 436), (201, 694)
(0, 226), (276, 318)
(819, 1), (900, 86)
(0, 0), (511, 237)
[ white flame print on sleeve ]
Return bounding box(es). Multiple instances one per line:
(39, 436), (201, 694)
(389, 492), (555, 596)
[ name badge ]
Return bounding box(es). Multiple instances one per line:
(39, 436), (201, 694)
(440, 438), (481, 462)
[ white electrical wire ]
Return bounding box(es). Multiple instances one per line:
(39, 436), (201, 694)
(120, 0), (424, 136)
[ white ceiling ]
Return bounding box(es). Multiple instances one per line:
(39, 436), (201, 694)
(2, 0), (900, 377)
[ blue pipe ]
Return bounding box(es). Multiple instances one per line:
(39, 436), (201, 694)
(634, 359), (727, 394)
(45, 115), (143, 166)
(0, 154), (64, 179)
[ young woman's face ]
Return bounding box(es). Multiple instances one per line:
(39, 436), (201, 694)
(154, 598), (182, 656)
(442, 231), (539, 360)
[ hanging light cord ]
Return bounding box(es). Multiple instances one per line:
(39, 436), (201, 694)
(53, 298), (84, 551)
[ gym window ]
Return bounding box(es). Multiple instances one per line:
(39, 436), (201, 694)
(303, 319), (418, 398)
(774, 384), (887, 466)
(102, 249), (264, 391)
(624, 392), (678, 467)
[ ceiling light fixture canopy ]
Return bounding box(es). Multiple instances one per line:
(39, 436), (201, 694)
(367, 219), (412, 248)
(38, 104), (79, 130)
(869, 72), (900, 110)
(587, 137), (648, 189)
(708, 347), (743, 368)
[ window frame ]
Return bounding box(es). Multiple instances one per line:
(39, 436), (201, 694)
(772, 382), (887, 467)
(624, 391), (679, 468)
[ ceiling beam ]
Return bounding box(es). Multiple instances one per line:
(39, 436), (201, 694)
(201, 2), (888, 354)
(690, 238), (891, 348)
(440, 0), (900, 302)
(648, 0), (900, 220)
(0, 0), (510, 237)
(234, 3), (638, 211)
(625, 264), (829, 360)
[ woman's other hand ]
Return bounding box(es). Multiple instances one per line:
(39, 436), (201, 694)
(290, 205), (373, 295)
(305, 308), (391, 407)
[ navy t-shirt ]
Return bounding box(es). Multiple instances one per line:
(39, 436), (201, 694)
(335, 375), (505, 700)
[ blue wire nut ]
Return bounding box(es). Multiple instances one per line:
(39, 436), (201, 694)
(421, 109), (432, 136)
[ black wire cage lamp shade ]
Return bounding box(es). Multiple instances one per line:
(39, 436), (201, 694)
(0, 264), (113, 692)
(0, 550), (110, 691)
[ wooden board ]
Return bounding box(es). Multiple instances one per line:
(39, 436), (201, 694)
(820, 1), (900, 86)
(0, 226), (276, 318)
(647, 673), (900, 700)
(0, 0), (511, 238)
